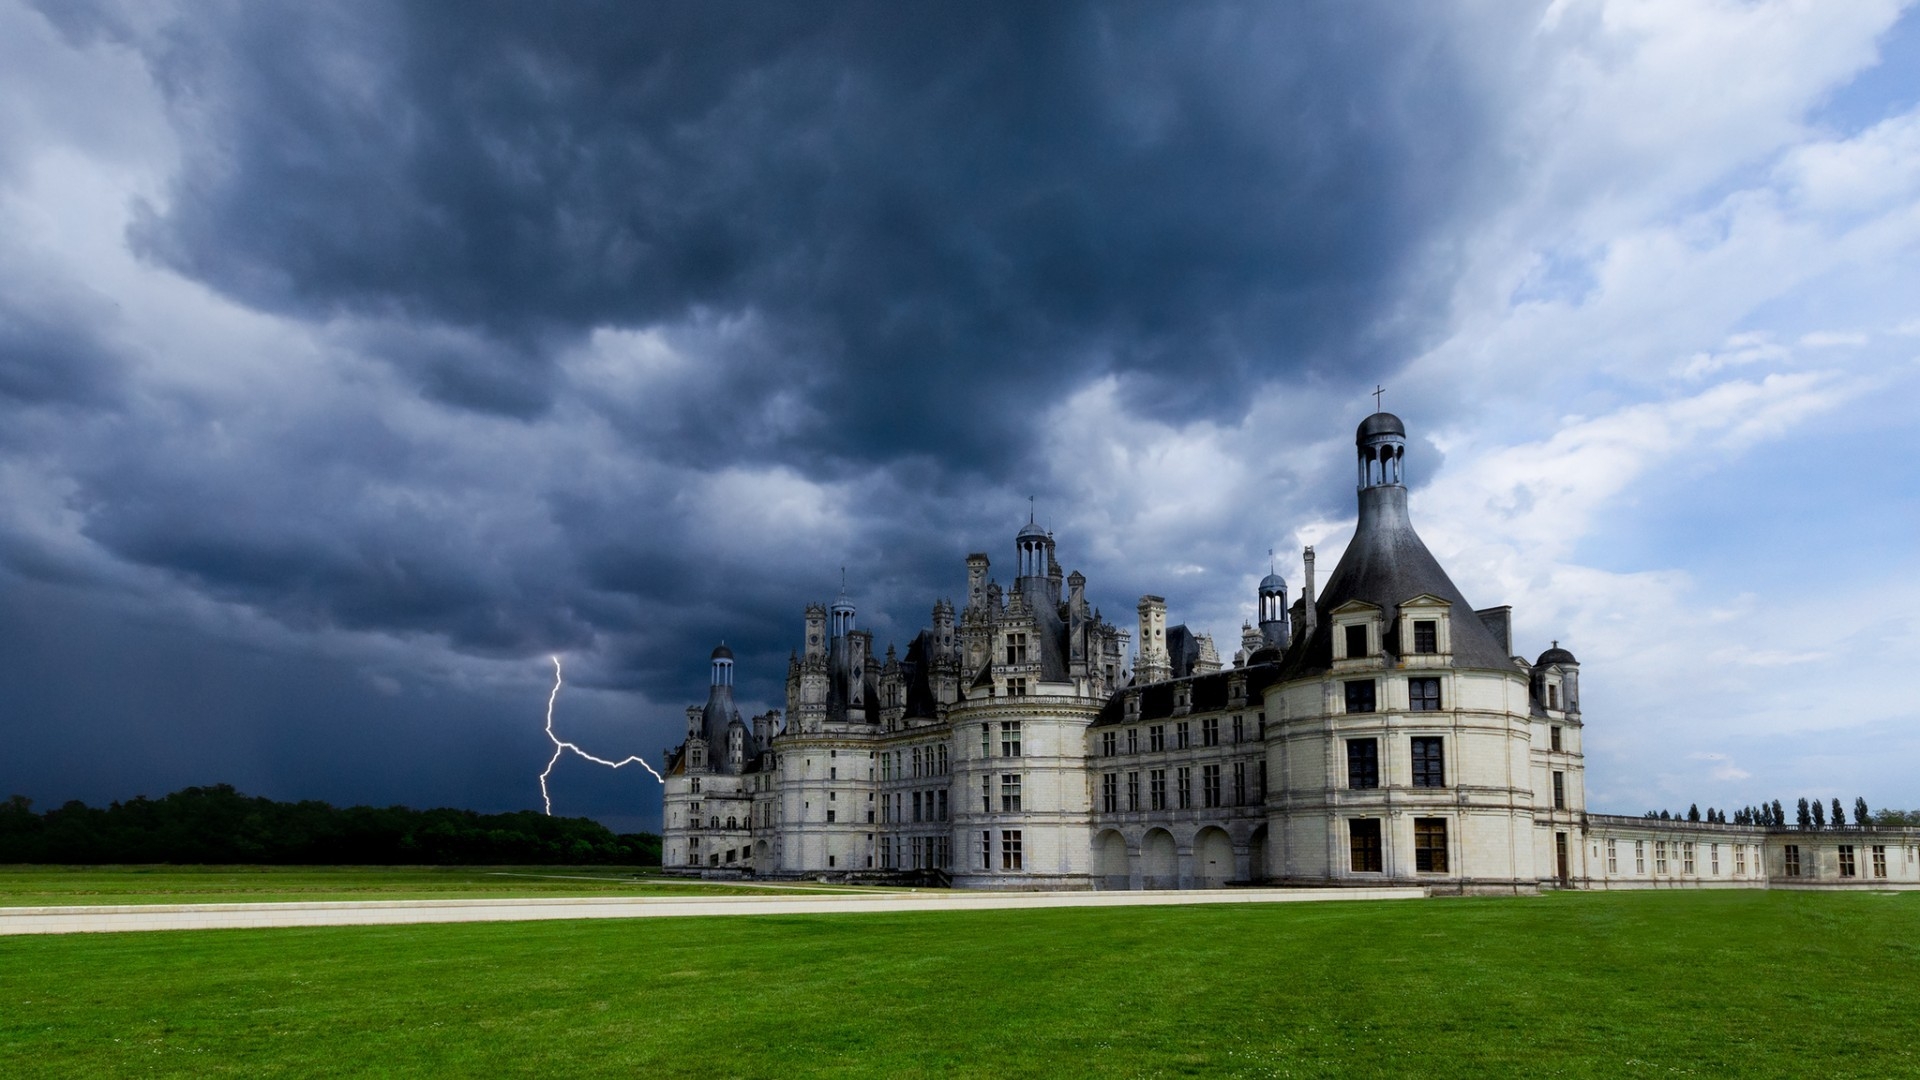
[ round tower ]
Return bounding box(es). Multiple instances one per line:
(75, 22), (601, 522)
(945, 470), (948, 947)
(1356, 411), (1406, 489)
(1259, 570), (1290, 649)
(709, 643), (734, 687)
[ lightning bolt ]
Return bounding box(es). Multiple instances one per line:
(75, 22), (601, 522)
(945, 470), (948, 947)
(539, 655), (663, 814)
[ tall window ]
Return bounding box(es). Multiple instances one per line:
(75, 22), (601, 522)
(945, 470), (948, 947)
(1409, 677), (1442, 712)
(1008, 677), (1027, 697)
(1735, 845), (1746, 875)
(1001, 830), (1023, 870)
(1150, 725), (1166, 752)
(912, 748), (923, 778)
(912, 791), (923, 823)
(1873, 845), (1888, 878)
(1635, 840), (1645, 874)
(1345, 624), (1368, 658)
(1413, 619), (1437, 654)
(1784, 844), (1801, 877)
(1256, 760), (1267, 800)
(937, 745), (948, 774)
(1606, 839), (1618, 874)
(1101, 773), (1118, 813)
(937, 790), (947, 821)
(981, 723), (990, 758)
(1839, 845), (1856, 878)
(1347, 739), (1379, 789)
(1547, 685), (1558, 709)
(1710, 843), (1719, 875)
(1127, 771), (1141, 811)
(1550, 726), (1563, 751)
(1411, 737), (1445, 788)
(1127, 728), (1139, 754)
(1350, 819), (1383, 873)
(1233, 761), (1247, 806)
(1232, 716), (1245, 743)
(1552, 771), (1566, 810)
(1102, 731), (1117, 757)
(1000, 774), (1022, 812)
(1150, 769), (1167, 811)
(1000, 721), (1022, 757)
(1414, 818), (1448, 872)
(1176, 722), (1191, 750)
(1682, 842), (1695, 874)
(1203, 764), (1221, 808)
(1655, 840), (1668, 874)
(1344, 680), (1377, 714)
(1202, 716), (1219, 746)
(1176, 767), (1192, 809)
(981, 831), (992, 869)
(981, 776), (991, 814)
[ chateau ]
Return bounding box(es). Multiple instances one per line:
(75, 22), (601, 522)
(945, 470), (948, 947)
(661, 411), (1920, 892)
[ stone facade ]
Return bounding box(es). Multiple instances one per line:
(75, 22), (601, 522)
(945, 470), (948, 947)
(660, 410), (1920, 892)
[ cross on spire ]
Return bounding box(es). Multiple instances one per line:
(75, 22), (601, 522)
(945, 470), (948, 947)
(1028, 494), (1035, 524)
(1268, 547), (1275, 574)
(1373, 384), (1387, 411)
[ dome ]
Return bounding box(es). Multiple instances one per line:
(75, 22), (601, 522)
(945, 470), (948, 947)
(1259, 572), (1287, 593)
(1016, 520), (1049, 541)
(1355, 411), (1406, 444)
(1536, 643), (1577, 667)
(710, 643), (734, 661)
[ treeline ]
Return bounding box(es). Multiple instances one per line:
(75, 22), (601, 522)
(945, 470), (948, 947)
(0, 785), (662, 866)
(1642, 797), (1920, 829)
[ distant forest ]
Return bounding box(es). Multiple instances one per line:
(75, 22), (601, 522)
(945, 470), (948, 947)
(0, 785), (661, 866)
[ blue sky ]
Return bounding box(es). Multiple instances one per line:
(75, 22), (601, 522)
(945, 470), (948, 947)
(1, 0), (1916, 832)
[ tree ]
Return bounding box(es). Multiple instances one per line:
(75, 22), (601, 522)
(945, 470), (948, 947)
(1812, 800), (1826, 828)
(1797, 798), (1812, 828)
(1772, 799), (1784, 826)
(1831, 798), (1845, 828)
(1688, 803), (1701, 822)
(1855, 797), (1871, 829)
(1659, 809), (1671, 821)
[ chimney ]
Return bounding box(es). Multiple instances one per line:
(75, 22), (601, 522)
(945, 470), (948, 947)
(1301, 546), (1317, 637)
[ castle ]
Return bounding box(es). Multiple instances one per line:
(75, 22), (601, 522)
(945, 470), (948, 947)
(661, 411), (1920, 892)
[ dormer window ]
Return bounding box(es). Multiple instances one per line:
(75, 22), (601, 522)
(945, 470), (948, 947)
(1547, 684), (1559, 710)
(1413, 620), (1437, 654)
(1005, 633), (1029, 665)
(1345, 625), (1368, 658)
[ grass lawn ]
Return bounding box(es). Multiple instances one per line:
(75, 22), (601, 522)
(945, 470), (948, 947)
(0, 865), (862, 906)
(3, 888), (1916, 1077)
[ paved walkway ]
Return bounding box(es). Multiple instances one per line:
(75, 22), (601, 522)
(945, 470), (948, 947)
(0, 885), (1425, 935)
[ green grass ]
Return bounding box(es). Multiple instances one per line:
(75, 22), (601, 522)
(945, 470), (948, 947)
(3, 889), (1916, 1077)
(0, 865), (862, 906)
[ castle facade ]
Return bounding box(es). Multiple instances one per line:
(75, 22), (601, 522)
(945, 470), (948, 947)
(661, 411), (1920, 893)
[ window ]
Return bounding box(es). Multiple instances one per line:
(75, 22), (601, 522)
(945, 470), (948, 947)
(1655, 840), (1668, 875)
(1347, 738), (1379, 789)
(1233, 761), (1247, 806)
(1126, 728), (1140, 754)
(1344, 680), (1377, 714)
(1150, 725), (1166, 752)
(938, 745), (948, 774)
(1102, 773), (1118, 813)
(1409, 677), (1442, 712)
(1345, 624), (1368, 658)
(981, 776), (991, 813)
(981, 723), (991, 758)
(1176, 767), (1192, 809)
(1127, 771), (1141, 811)
(937, 790), (948, 821)
(1873, 845), (1888, 878)
(830, 767), (837, 780)
(690, 777), (701, 793)
(1414, 818), (1448, 872)
(1350, 819), (1383, 873)
(1606, 839), (1618, 874)
(1548, 685), (1559, 709)
(1550, 726), (1563, 752)
(1784, 844), (1801, 877)
(912, 791), (922, 823)
(1001, 721), (1022, 756)
(1000, 774), (1022, 813)
(1635, 840), (1646, 874)
(1150, 769), (1167, 811)
(1552, 771), (1566, 810)
(880, 754), (892, 782)
(1257, 712), (1266, 738)
(1008, 677), (1027, 697)
(981, 831), (992, 869)
(1710, 843), (1720, 875)
(1203, 716), (1219, 746)
(1413, 620), (1437, 654)
(1001, 830), (1023, 870)
(912, 748), (922, 778)
(1682, 842), (1695, 875)
(1839, 845), (1856, 878)
(1411, 737), (1445, 788)
(1256, 760), (1267, 800)
(1176, 722), (1191, 750)
(1735, 845), (1746, 875)
(1102, 731), (1117, 757)
(1005, 633), (1028, 666)
(1203, 764), (1221, 808)
(1232, 715), (1245, 743)
(826, 810), (836, 823)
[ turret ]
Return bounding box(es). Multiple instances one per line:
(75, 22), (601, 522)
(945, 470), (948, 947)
(1258, 568), (1290, 649)
(966, 554), (989, 611)
(1136, 595), (1170, 684)
(1534, 642), (1581, 715)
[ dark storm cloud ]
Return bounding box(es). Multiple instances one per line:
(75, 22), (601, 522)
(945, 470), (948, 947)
(93, 0), (1491, 455)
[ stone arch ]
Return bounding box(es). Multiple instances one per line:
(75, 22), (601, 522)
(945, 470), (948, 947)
(1141, 828), (1178, 890)
(1094, 829), (1130, 891)
(1248, 823), (1270, 882)
(1194, 826), (1234, 888)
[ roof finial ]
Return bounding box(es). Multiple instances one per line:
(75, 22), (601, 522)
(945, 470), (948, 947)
(1028, 494), (1035, 524)
(1552, 639), (1558, 649)
(1268, 547), (1275, 574)
(1373, 383), (1386, 411)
